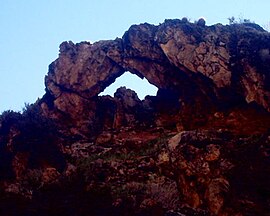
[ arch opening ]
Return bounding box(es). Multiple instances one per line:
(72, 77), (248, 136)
(99, 72), (158, 100)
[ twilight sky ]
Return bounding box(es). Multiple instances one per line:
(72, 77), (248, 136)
(1, 0), (269, 112)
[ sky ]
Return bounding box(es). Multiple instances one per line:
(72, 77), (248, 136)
(1, 0), (270, 112)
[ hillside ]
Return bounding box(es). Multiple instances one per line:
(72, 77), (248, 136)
(0, 18), (270, 215)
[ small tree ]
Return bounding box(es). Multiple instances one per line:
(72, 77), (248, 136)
(228, 16), (236, 25)
(0, 110), (22, 179)
(13, 103), (66, 170)
(228, 16), (252, 25)
(0, 103), (66, 180)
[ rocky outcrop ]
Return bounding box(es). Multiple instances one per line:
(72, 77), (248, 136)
(41, 19), (270, 137)
(1, 19), (270, 215)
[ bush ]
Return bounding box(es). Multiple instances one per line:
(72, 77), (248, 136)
(0, 110), (21, 135)
(0, 103), (66, 173)
(228, 16), (252, 25)
(0, 110), (22, 180)
(15, 103), (66, 170)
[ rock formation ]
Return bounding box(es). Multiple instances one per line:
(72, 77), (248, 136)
(42, 18), (270, 137)
(0, 19), (270, 215)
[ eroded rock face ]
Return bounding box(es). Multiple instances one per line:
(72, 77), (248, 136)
(1, 19), (270, 216)
(41, 19), (270, 137)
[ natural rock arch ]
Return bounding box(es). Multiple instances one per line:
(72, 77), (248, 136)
(2, 19), (270, 216)
(41, 19), (270, 136)
(44, 23), (217, 101)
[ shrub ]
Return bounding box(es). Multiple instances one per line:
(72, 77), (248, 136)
(14, 103), (66, 170)
(0, 110), (22, 135)
(0, 103), (66, 172)
(228, 16), (252, 25)
(0, 110), (22, 180)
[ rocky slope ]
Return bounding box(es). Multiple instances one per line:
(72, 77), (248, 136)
(0, 18), (270, 215)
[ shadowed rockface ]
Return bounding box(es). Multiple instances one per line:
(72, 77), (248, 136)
(0, 19), (270, 216)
